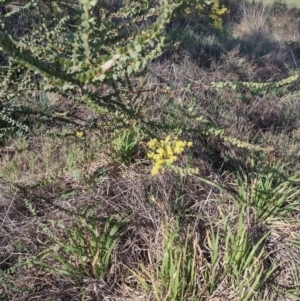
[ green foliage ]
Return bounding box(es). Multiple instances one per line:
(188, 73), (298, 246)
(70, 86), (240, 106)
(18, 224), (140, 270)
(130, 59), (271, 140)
(0, 222), (41, 296)
(196, 115), (274, 152)
(112, 125), (142, 163)
(236, 165), (300, 221)
(206, 204), (276, 300)
(0, 0), (175, 85)
(0, 0), (176, 139)
(211, 72), (300, 93)
(0, 0), (271, 158)
(37, 215), (126, 281)
(132, 221), (198, 301)
(0, 263), (37, 296)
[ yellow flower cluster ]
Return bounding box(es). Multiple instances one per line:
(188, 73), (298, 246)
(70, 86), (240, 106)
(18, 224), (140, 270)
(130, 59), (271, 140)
(209, 0), (229, 29)
(147, 135), (193, 176)
(76, 131), (84, 138)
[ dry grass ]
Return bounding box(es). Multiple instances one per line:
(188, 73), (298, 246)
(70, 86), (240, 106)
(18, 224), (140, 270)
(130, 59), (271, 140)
(1, 0), (300, 300)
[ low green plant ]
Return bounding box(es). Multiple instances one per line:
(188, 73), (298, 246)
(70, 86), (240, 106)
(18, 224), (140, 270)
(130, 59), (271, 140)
(206, 204), (276, 300)
(0, 263), (38, 297)
(112, 125), (142, 163)
(0, 223), (42, 296)
(132, 221), (198, 301)
(37, 215), (125, 282)
(236, 165), (300, 221)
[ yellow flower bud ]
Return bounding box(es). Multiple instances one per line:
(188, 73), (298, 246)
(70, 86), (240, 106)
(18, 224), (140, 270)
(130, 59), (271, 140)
(157, 148), (166, 157)
(151, 165), (160, 176)
(166, 146), (173, 156)
(165, 135), (171, 142)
